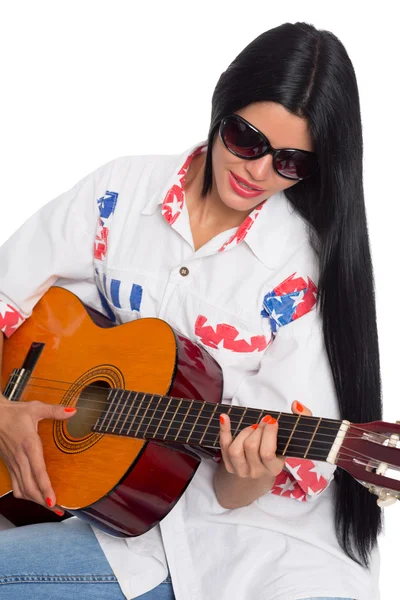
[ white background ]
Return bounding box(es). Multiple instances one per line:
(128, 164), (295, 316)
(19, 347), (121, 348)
(0, 1), (398, 597)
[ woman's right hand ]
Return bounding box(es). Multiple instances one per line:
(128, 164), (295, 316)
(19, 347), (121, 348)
(0, 395), (77, 515)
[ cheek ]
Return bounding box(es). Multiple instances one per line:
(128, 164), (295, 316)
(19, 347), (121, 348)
(273, 178), (298, 193)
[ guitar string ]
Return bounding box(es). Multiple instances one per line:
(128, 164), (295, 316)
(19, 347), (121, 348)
(6, 380), (370, 441)
(7, 377), (395, 446)
(5, 396), (399, 475)
(6, 385), (400, 473)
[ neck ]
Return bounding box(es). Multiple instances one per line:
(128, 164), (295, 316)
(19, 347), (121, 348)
(185, 153), (254, 230)
(92, 389), (342, 463)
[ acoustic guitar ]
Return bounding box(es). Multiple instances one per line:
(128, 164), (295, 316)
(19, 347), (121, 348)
(0, 286), (399, 538)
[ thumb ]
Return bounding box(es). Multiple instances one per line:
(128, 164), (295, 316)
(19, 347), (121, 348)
(291, 400), (313, 417)
(36, 402), (77, 421)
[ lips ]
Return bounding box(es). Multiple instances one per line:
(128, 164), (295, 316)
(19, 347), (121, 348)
(228, 171), (265, 199)
(231, 171), (264, 191)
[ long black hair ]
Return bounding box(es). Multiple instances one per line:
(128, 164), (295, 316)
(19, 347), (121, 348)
(200, 21), (383, 569)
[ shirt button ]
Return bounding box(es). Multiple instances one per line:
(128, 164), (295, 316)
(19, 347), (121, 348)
(179, 266), (189, 277)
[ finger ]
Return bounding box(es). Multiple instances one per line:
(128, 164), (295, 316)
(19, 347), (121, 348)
(225, 421), (263, 477)
(291, 400), (313, 417)
(219, 414), (235, 473)
(30, 402), (77, 427)
(6, 462), (24, 499)
(12, 449), (64, 514)
(241, 420), (268, 476)
(24, 435), (58, 508)
(259, 417), (286, 476)
(17, 449), (49, 506)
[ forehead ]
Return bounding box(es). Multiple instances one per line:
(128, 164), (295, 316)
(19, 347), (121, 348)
(235, 102), (314, 152)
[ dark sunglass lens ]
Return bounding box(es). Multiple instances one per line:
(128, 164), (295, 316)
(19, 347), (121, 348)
(222, 118), (267, 158)
(275, 150), (318, 179)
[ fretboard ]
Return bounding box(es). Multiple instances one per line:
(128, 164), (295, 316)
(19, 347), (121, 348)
(91, 389), (342, 462)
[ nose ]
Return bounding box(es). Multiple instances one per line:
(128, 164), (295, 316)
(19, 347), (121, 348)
(244, 152), (275, 182)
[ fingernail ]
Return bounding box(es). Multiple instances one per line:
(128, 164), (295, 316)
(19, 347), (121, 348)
(220, 415), (225, 425)
(269, 417), (277, 424)
(262, 415), (272, 424)
(54, 509), (64, 516)
(294, 401), (304, 413)
(251, 424), (259, 429)
(46, 497), (53, 508)
(64, 407), (76, 413)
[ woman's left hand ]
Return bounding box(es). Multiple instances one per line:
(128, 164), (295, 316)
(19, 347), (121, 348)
(218, 400), (313, 479)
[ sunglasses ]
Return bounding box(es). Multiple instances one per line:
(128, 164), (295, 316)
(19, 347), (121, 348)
(219, 114), (319, 181)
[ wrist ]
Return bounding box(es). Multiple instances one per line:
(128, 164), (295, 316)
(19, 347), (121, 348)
(213, 460), (278, 509)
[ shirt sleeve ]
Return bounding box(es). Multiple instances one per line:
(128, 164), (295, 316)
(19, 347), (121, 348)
(0, 158), (116, 338)
(213, 302), (339, 503)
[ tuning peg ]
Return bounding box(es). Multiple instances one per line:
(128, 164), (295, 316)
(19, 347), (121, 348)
(376, 489), (398, 507)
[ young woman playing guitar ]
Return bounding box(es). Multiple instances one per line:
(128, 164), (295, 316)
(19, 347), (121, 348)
(0, 21), (382, 600)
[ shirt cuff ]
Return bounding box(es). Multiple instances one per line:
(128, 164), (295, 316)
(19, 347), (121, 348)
(268, 458), (329, 502)
(0, 298), (25, 338)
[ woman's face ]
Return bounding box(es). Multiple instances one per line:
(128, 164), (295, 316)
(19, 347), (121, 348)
(210, 101), (315, 214)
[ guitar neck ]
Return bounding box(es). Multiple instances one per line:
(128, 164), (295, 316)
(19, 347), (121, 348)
(92, 389), (342, 462)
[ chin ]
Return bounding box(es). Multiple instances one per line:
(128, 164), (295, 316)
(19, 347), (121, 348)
(222, 188), (267, 213)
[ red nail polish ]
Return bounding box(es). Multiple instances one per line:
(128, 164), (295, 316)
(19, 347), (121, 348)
(262, 415), (272, 423)
(220, 415), (225, 424)
(64, 407), (76, 413)
(251, 424), (259, 430)
(269, 417), (277, 425)
(294, 401), (304, 413)
(45, 497), (53, 508)
(54, 509), (64, 516)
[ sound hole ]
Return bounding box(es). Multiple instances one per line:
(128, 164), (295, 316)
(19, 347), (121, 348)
(66, 380), (111, 438)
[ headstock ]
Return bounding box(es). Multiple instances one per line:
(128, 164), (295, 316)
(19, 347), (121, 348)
(335, 419), (400, 507)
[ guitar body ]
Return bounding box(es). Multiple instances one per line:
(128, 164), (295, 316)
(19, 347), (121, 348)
(0, 287), (223, 537)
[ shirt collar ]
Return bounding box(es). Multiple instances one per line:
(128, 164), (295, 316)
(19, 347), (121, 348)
(242, 191), (309, 270)
(140, 140), (208, 217)
(141, 140), (309, 270)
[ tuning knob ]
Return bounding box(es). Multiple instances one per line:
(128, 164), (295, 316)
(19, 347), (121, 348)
(376, 489), (398, 507)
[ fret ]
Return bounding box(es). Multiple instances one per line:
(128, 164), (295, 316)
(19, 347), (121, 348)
(185, 401), (205, 444)
(302, 419), (340, 461)
(282, 414), (300, 456)
(131, 393), (155, 438)
(199, 404), (218, 446)
(97, 388), (120, 431)
(150, 398), (182, 441)
(112, 390), (131, 433)
(162, 398), (183, 439)
(167, 398), (199, 442)
(91, 390), (342, 464)
(211, 405), (233, 447)
(233, 406), (248, 438)
(141, 394), (164, 439)
(149, 395), (180, 441)
(125, 392), (145, 436)
(174, 399), (194, 441)
(184, 401), (215, 445)
(117, 390), (136, 434)
(304, 417), (322, 459)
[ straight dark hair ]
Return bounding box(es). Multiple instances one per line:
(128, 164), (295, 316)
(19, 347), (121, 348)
(200, 22), (384, 568)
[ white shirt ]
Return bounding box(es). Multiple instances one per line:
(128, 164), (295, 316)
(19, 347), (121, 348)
(0, 141), (381, 600)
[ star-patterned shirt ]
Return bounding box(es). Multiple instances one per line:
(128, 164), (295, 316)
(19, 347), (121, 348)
(0, 141), (380, 600)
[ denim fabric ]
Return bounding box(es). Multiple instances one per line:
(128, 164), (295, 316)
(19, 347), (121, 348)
(0, 518), (175, 599)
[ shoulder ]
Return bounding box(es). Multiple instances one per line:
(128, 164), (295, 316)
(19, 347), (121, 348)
(91, 151), (184, 219)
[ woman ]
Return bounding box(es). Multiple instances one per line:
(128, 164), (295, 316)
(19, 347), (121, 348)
(0, 20), (382, 600)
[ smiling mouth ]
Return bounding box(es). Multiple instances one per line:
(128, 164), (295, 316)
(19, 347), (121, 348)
(231, 171), (264, 191)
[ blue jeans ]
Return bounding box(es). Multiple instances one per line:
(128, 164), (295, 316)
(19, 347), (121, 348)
(0, 517), (355, 600)
(0, 517), (175, 599)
